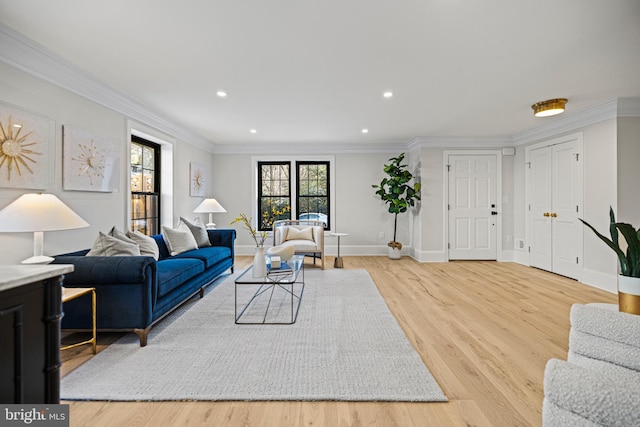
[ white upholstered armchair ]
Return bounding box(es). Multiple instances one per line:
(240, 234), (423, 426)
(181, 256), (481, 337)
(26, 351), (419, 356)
(272, 220), (325, 269)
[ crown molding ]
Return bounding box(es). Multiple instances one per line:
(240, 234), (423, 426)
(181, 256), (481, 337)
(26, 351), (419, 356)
(407, 136), (512, 150)
(0, 23), (214, 152)
(512, 98), (640, 146)
(212, 141), (407, 155)
(618, 97), (640, 117)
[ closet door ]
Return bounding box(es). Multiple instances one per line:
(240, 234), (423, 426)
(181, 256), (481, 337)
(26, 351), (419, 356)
(527, 137), (582, 279)
(528, 147), (553, 271)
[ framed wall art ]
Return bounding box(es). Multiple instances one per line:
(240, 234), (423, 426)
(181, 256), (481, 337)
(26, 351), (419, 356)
(0, 102), (53, 190)
(63, 125), (121, 192)
(190, 162), (207, 197)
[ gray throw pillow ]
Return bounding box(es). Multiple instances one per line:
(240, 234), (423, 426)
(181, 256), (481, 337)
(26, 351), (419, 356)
(179, 216), (211, 248)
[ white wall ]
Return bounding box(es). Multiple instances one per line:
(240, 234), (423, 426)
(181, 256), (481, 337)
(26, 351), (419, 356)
(212, 152), (404, 256)
(618, 117), (640, 226)
(0, 62), (214, 264)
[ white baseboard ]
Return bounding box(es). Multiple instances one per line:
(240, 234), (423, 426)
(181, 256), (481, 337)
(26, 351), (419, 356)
(411, 249), (448, 263)
(580, 268), (617, 294)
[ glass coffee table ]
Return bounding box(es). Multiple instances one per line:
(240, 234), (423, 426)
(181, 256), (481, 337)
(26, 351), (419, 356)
(234, 255), (305, 324)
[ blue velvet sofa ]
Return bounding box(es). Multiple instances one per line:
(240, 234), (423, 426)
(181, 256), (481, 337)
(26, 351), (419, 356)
(52, 229), (235, 346)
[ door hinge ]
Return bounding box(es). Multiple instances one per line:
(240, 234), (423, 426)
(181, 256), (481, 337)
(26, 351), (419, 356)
(528, 246), (531, 253)
(576, 257), (579, 264)
(574, 153), (580, 161)
(528, 204), (531, 211)
(576, 205), (579, 213)
(448, 204), (450, 211)
(446, 164), (451, 172)
(525, 162), (531, 169)
(448, 243), (450, 249)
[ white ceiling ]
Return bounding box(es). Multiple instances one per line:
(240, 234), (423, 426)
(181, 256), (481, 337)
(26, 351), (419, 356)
(1, 1), (639, 148)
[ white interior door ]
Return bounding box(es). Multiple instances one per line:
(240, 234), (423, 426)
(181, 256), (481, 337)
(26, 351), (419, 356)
(528, 147), (552, 271)
(527, 138), (582, 279)
(448, 154), (497, 260)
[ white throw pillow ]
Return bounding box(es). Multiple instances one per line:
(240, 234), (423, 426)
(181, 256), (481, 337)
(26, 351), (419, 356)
(179, 216), (211, 248)
(285, 227), (314, 242)
(162, 225), (198, 256)
(126, 230), (160, 260)
(87, 232), (141, 256)
(109, 226), (137, 245)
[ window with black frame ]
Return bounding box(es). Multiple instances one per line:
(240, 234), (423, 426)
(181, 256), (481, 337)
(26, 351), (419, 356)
(257, 161), (291, 231)
(296, 161), (330, 229)
(130, 135), (160, 235)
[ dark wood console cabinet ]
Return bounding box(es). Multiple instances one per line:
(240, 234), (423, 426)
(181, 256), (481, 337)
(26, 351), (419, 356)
(0, 265), (74, 404)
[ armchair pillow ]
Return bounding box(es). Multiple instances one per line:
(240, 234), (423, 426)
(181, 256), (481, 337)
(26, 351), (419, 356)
(285, 227), (314, 242)
(162, 225), (198, 256)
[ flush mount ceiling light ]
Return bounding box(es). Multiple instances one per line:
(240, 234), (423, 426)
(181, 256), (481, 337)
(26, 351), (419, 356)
(383, 91), (393, 98)
(250, 129), (257, 134)
(361, 129), (369, 134)
(216, 91), (227, 98)
(532, 98), (567, 117)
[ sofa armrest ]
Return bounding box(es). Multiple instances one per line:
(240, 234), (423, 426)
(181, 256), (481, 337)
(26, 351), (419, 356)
(52, 255), (156, 285)
(543, 358), (640, 426)
(207, 228), (236, 256)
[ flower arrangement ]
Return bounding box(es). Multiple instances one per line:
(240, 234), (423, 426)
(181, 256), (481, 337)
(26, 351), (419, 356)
(231, 213), (268, 247)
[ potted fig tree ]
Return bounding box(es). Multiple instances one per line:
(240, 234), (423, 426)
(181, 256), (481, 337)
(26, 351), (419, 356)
(580, 207), (640, 315)
(372, 152), (421, 259)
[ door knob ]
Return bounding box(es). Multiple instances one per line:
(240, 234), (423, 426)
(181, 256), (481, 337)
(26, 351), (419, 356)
(550, 212), (557, 218)
(543, 212), (550, 217)
(491, 211), (498, 215)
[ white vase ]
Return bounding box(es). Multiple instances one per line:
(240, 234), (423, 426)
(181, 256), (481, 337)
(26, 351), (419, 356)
(618, 275), (640, 315)
(252, 246), (267, 278)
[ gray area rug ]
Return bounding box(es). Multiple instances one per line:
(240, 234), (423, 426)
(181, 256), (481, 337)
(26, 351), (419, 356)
(61, 268), (447, 402)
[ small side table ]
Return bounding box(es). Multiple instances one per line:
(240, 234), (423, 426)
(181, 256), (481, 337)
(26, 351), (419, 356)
(329, 232), (348, 268)
(61, 287), (97, 354)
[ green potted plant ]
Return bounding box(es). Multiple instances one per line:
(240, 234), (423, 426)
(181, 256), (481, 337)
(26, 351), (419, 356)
(372, 152), (421, 259)
(580, 207), (640, 315)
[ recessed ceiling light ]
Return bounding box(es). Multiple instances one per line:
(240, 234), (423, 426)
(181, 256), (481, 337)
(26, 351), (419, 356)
(361, 129), (369, 134)
(216, 91), (227, 98)
(383, 91), (393, 98)
(250, 129), (257, 134)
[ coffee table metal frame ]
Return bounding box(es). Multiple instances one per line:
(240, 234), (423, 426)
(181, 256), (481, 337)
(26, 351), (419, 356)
(234, 255), (305, 324)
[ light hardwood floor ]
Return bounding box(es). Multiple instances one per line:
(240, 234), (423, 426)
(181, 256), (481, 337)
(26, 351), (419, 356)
(60, 256), (616, 427)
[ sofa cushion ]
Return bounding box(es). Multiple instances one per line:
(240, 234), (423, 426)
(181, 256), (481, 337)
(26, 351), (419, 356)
(152, 235), (171, 260)
(172, 246), (232, 269)
(156, 258), (205, 298)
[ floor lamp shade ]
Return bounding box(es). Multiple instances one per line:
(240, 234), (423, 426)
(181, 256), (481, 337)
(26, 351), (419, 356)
(0, 193), (90, 264)
(193, 198), (226, 229)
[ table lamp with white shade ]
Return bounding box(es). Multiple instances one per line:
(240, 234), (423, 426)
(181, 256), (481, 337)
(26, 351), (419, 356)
(193, 198), (226, 229)
(0, 193), (90, 264)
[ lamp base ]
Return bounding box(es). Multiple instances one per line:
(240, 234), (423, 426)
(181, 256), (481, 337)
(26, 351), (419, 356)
(205, 223), (216, 229)
(22, 255), (54, 265)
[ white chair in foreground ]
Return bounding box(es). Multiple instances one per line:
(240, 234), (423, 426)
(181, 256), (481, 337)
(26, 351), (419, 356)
(272, 220), (325, 269)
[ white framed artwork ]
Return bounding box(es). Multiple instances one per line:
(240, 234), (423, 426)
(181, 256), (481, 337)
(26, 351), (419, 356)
(0, 102), (53, 190)
(190, 162), (207, 197)
(63, 125), (121, 192)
